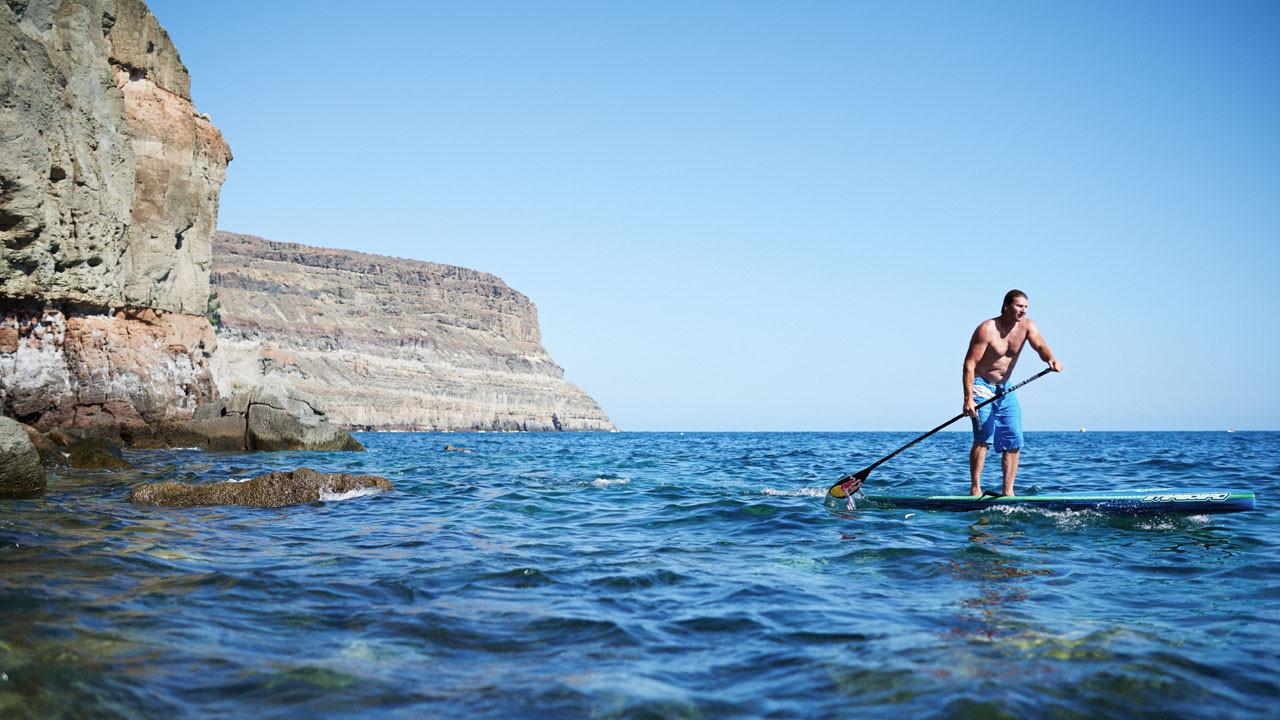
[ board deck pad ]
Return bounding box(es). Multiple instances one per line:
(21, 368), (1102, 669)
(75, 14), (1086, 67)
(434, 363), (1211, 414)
(853, 489), (1256, 514)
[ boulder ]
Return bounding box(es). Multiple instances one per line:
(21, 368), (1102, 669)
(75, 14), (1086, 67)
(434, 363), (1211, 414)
(43, 427), (133, 469)
(66, 437), (134, 470)
(129, 468), (392, 507)
(0, 417), (46, 498)
(20, 423), (70, 467)
(184, 385), (364, 452)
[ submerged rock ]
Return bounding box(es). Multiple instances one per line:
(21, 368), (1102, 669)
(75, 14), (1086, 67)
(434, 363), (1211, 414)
(67, 437), (134, 470)
(0, 417), (45, 498)
(185, 385), (364, 452)
(129, 468), (392, 508)
(44, 427), (133, 470)
(20, 423), (70, 467)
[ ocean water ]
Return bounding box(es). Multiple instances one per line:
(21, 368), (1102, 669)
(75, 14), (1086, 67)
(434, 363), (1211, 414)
(2, 431), (1277, 719)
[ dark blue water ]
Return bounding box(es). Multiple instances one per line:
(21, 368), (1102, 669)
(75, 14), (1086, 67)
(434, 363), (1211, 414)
(2, 432), (1277, 718)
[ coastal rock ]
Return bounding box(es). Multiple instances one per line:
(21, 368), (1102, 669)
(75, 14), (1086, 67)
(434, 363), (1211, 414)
(0, 417), (46, 498)
(66, 437), (133, 470)
(0, 306), (218, 444)
(43, 426), (133, 469)
(20, 422), (71, 467)
(185, 386), (365, 452)
(0, 0), (230, 443)
(0, 0), (231, 314)
(210, 233), (616, 432)
(129, 468), (392, 507)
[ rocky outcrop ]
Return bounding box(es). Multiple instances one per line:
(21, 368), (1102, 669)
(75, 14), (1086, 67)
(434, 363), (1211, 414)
(43, 426), (133, 469)
(0, 0), (231, 442)
(20, 422), (71, 467)
(1, 0), (231, 314)
(130, 468), (392, 507)
(185, 385), (364, 452)
(0, 306), (217, 444)
(211, 232), (615, 432)
(0, 416), (45, 497)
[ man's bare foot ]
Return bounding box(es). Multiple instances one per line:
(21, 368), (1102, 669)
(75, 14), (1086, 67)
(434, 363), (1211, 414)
(970, 488), (984, 497)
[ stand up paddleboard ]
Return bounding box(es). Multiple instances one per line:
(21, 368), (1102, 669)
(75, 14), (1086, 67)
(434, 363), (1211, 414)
(848, 489), (1256, 515)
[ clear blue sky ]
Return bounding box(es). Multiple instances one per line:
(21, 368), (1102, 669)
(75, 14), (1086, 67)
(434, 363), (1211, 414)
(148, 0), (1279, 431)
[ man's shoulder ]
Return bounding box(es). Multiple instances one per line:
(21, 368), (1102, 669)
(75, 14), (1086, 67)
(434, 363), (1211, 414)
(974, 318), (999, 336)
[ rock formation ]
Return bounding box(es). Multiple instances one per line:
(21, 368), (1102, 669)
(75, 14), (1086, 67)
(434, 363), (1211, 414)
(43, 426), (133, 469)
(130, 468), (393, 507)
(0, 306), (216, 443)
(210, 232), (615, 432)
(20, 422), (71, 467)
(0, 0), (230, 443)
(185, 385), (364, 452)
(0, 416), (45, 497)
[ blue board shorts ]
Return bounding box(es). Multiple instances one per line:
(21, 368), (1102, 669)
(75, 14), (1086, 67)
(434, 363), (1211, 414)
(971, 377), (1023, 452)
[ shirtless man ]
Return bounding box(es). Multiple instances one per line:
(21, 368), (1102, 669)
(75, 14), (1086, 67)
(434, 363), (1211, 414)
(962, 290), (1063, 497)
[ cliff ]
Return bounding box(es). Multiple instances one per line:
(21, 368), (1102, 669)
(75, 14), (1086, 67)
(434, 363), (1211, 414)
(211, 232), (616, 432)
(0, 0), (230, 442)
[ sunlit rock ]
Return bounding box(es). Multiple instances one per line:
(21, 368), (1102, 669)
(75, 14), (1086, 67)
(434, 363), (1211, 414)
(129, 468), (392, 507)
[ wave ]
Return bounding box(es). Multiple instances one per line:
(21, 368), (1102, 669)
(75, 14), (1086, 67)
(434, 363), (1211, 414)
(319, 486), (389, 502)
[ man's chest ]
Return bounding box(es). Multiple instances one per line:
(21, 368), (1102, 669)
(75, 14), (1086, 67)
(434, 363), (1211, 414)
(989, 329), (1027, 357)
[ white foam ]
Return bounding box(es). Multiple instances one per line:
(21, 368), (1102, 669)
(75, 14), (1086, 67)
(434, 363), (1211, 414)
(762, 487), (828, 498)
(591, 476), (630, 487)
(319, 487), (387, 502)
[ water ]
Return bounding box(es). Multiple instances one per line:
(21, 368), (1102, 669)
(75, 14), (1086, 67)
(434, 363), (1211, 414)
(2, 431), (1277, 718)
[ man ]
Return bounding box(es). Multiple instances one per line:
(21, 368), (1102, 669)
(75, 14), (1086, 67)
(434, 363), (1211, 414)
(962, 290), (1062, 497)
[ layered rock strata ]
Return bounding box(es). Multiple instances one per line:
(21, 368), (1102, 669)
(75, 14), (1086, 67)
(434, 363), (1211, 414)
(1, 0), (231, 442)
(211, 232), (615, 432)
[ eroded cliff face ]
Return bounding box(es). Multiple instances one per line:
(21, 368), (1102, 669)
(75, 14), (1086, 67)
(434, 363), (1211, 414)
(211, 232), (616, 432)
(0, 306), (216, 441)
(0, 0), (230, 441)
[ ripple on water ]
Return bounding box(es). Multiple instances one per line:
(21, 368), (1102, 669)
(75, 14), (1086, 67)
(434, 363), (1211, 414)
(1, 431), (1276, 718)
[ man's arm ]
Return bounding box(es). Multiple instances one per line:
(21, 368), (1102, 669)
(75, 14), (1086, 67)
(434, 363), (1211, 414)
(962, 326), (986, 416)
(1026, 320), (1063, 372)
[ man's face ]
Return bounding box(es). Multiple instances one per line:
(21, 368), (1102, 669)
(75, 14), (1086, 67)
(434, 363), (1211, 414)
(1005, 298), (1028, 321)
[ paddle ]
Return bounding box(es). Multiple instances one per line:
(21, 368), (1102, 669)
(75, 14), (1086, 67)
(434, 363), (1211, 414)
(827, 367), (1054, 499)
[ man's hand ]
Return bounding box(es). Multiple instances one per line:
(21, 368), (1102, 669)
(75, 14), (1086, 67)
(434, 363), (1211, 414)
(963, 397), (977, 417)
(1049, 360), (1063, 372)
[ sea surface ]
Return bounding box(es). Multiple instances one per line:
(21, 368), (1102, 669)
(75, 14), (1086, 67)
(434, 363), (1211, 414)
(2, 431), (1277, 719)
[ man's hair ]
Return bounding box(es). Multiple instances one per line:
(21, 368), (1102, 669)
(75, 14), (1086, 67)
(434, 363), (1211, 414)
(1002, 289), (1027, 310)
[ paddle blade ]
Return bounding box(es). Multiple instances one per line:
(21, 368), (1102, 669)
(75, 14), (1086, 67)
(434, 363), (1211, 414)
(827, 470), (867, 499)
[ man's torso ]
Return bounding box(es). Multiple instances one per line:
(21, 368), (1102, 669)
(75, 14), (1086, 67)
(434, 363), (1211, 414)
(974, 318), (1028, 384)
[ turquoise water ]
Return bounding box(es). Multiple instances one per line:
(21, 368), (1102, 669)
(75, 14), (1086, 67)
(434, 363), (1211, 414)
(2, 431), (1277, 718)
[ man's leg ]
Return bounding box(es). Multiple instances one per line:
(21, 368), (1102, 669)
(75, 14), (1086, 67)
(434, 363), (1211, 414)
(1001, 448), (1020, 496)
(969, 443), (988, 496)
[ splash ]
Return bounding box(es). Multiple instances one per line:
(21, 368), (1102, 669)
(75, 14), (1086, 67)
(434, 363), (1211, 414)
(319, 486), (388, 502)
(762, 486), (828, 498)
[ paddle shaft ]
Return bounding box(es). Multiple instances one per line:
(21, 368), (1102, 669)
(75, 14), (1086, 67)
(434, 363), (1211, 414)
(831, 367), (1053, 495)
